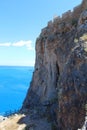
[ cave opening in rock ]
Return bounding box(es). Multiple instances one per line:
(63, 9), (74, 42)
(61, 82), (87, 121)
(55, 62), (60, 88)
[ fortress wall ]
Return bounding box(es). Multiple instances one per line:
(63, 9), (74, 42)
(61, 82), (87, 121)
(48, 20), (53, 27)
(46, 1), (83, 32)
(53, 16), (61, 24)
(72, 5), (82, 19)
(81, 0), (87, 10)
(62, 10), (72, 20)
(52, 3), (82, 24)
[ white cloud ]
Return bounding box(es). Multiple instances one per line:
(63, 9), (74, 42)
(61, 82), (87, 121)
(0, 40), (34, 50)
(0, 43), (11, 47)
(12, 40), (34, 50)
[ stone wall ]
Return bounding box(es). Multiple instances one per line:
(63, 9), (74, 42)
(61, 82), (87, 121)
(47, 2), (83, 27)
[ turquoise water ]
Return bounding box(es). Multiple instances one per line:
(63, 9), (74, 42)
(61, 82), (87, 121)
(0, 66), (34, 115)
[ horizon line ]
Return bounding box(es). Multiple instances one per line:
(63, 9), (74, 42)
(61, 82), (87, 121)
(0, 65), (34, 67)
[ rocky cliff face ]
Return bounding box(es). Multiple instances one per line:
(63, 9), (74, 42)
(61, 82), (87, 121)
(22, 0), (87, 129)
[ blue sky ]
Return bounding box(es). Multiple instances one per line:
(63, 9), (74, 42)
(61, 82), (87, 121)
(0, 0), (82, 66)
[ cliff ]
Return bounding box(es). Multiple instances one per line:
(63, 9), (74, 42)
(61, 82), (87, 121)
(22, 0), (87, 129)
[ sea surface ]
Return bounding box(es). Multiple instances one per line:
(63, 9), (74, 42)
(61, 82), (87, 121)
(0, 66), (34, 115)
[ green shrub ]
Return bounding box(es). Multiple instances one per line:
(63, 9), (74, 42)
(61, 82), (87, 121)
(85, 103), (87, 116)
(24, 125), (30, 130)
(24, 124), (36, 130)
(51, 122), (57, 130)
(80, 33), (87, 41)
(74, 38), (78, 43)
(71, 19), (78, 26)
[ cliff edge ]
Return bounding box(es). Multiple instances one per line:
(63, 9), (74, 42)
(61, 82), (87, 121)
(22, 0), (87, 129)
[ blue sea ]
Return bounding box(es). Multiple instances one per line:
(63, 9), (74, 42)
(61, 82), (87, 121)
(0, 66), (34, 115)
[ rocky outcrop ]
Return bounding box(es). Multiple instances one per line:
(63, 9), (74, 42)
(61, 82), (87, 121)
(22, 0), (87, 129)
(58, 46), (87, 129)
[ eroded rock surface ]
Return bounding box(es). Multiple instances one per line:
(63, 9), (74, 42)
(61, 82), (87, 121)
(22, 0), (87, 129)
(58, 46), (87, 129)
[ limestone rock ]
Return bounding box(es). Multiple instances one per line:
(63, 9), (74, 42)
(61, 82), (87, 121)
(58, 46), (87, 129)
(22, 0), (87, 129)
